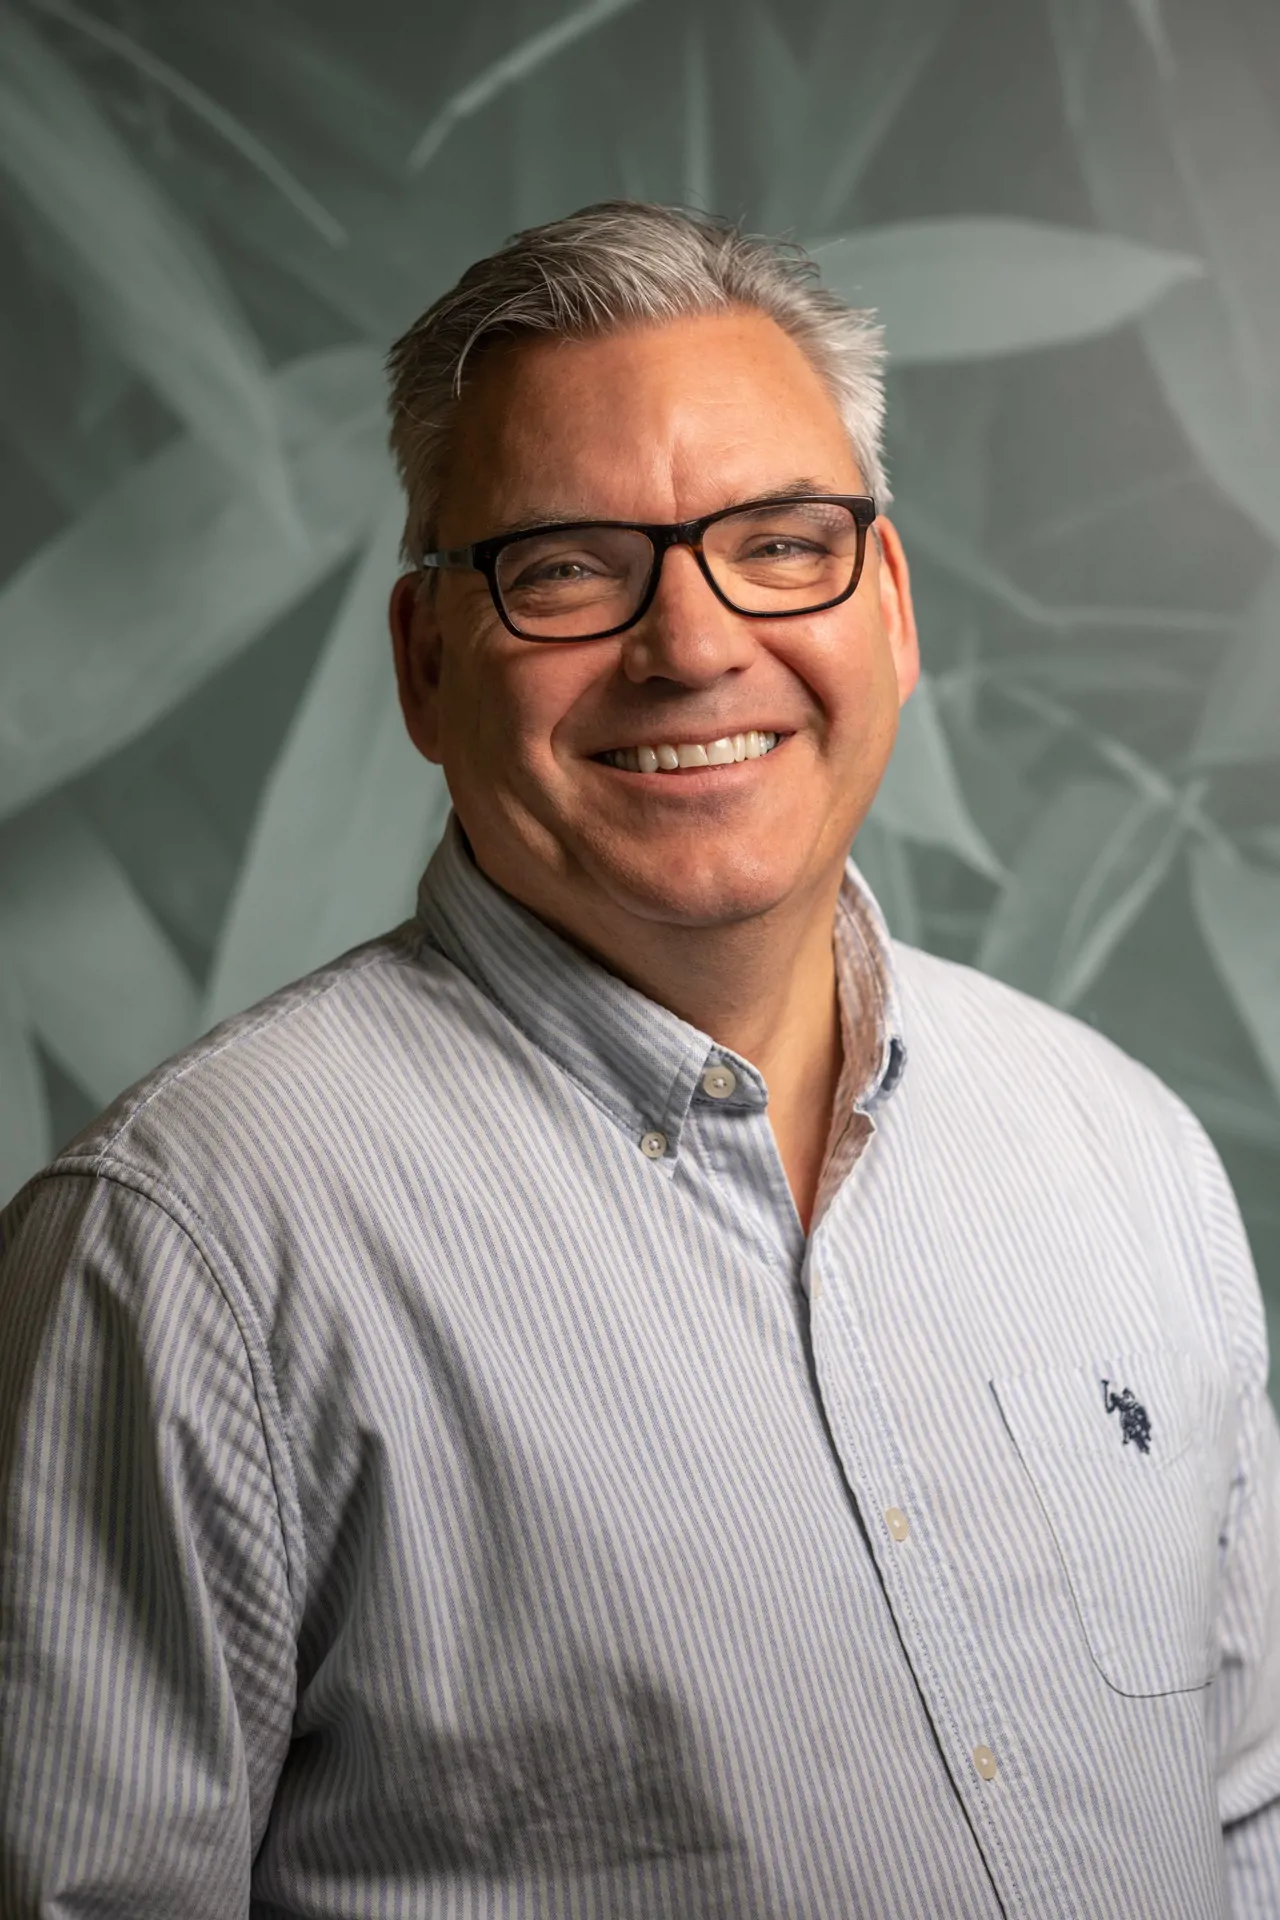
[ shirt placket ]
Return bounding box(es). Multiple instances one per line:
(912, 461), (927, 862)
(680, 1051), (807, 1274)
(804, 1216), (1083, 1920)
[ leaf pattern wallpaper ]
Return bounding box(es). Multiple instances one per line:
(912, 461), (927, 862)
(1, 0), (1278, 1357)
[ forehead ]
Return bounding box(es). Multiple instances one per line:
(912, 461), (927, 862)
(437, 308), (859, 534)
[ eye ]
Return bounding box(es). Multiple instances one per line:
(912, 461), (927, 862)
(746, 536), (826, 559)
(736, 533), (833, 567)
(515, 556), (603, 586)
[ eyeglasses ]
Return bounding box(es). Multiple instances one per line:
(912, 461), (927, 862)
(420, 493), (877, 642)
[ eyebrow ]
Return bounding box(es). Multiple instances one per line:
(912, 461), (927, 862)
(482, 479), (837, 540)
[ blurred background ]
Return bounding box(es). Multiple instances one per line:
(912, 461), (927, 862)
(1, 0), (1278, 1363)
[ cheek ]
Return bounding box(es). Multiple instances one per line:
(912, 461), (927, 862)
(515, 643), (608, 742)
(435, 628), (505, 772)
(447, 642), (592, 769)
(803, 618), (895, 731)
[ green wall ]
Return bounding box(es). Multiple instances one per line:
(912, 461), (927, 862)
(2, 0), (1278, 1354)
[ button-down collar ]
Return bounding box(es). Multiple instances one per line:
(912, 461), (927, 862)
(415, 811), (907, 1173)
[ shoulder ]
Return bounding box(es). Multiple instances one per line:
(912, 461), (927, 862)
(891, 939), (1182, 1137)
(887, 938), (1221, 1242)
(15, 923), (494, 1226)
(889, 941), (1261, 1362)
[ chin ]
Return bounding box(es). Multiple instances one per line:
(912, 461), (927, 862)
(587, 839), (807, 928)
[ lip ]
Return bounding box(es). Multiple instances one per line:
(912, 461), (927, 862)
(589, 732), (792, 784)
(589, 730), (793, 760)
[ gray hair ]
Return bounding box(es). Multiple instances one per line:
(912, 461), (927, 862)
(386, 200), (889, 563)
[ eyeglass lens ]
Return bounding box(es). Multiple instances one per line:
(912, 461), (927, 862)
(493, 499), (862, 638)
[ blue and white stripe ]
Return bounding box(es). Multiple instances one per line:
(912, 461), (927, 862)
(3, 807), (1280, 1916)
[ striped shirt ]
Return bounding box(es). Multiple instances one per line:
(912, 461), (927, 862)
(3, 808), (1280, 1918)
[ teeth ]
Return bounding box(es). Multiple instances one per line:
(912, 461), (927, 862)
(601, 732), (780, 772)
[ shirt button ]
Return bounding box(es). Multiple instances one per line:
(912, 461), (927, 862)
(640, 1129), (669, 1160)
(701, 1063), (737, 1100)
(884, 1507), (909, 1542)
(972, 1745), (998, 1781)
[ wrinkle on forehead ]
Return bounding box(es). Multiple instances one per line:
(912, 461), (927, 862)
(435, 310), (861, 543)
(480, 477), (846, 541)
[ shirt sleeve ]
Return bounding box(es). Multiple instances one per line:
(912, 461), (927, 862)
(0, 1165), (299, 1918)
(1177, 1107), (1280, 1915)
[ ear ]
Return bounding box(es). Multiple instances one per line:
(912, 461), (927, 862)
(870, 515), (920, 707)
(389, 571), (444, 764)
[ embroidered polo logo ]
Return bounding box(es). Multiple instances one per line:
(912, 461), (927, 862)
(1101, 1379), (1152, 1454)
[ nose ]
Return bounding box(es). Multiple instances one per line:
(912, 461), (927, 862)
(619, 542), (756, 688)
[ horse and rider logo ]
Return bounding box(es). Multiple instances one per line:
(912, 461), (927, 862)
(1101, 1379), (1152, 1454)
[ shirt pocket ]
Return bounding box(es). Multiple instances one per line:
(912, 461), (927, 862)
(989, 1349), (1228, 1697)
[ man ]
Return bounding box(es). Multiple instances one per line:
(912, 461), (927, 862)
(2, 201), (1278, 1917)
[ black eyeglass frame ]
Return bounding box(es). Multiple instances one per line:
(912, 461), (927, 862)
(419, 493), (878, 641)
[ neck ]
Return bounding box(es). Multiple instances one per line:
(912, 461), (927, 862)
(642, 912), (845, 1236)
(604, 897), (848, 1236)
(470, 832), (850, 1231)
(603, 898), (842, 1094)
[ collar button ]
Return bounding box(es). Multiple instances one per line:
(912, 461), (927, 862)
(701, 1064), (737, 1100)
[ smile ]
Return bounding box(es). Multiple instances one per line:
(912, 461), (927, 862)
(594, 730), (785, 773)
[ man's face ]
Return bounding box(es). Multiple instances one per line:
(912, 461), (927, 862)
(391, 308), (918, 947)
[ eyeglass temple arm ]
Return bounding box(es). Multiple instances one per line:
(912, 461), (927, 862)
(419, 547), (475, 570)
